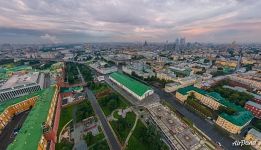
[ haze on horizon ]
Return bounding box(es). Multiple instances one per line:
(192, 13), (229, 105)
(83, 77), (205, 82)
(0, 0), (261, 44)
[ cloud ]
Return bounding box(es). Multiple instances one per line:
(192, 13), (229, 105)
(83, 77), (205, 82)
(0, 0), (260, 43)
(40, 34), (61, 44)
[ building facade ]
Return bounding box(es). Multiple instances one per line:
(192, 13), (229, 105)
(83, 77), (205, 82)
(176, 86), (253, 134)
(0, 72), (44, 102)
(245, 101), (261, 119)
(245, 128), (261, 150)
(109, 72), (154, 100)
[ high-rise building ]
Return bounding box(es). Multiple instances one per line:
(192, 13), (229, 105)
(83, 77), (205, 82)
(180, 37), (186, 50)
(180, 37), (186, 46)
(175, 38), (180, 51)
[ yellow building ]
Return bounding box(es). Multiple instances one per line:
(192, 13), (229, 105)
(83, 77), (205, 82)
(5, 85), (60, 150)
(216, 60), (237, 68)
(176, 86), (253, 134)
(156, 71), (176, 81)
(0, 96), (37, 133)
(245, 128), (261, 150)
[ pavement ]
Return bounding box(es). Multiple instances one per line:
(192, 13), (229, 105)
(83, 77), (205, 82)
(0, 111), (30, 150)
(85, 88), (121, 150)
(153, 87), (241, 150)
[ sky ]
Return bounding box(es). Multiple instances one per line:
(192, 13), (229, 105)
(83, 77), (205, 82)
(0, 0), (261, 44)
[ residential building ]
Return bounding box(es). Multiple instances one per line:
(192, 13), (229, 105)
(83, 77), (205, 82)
(176, 86), (253, 134)
(245, 128), (261, 150)
(122, 63), (155, 79)
(245, 101), (261, 119)
(156, 70), (176, 81)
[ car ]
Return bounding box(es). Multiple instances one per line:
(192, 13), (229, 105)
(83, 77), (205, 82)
(216, 141), (222, 147)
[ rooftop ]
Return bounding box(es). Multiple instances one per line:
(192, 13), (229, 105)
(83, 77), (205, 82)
(177, 85), (207, 96)
(246, 101), (261, 110)
(177, 86), (253, 126)
(7, 86), (56, 150)
(61, 86), (83, 93)
(110, 72), (152, 97)
(0, 91), (41, 114)
(248, 128), (261, 139)
(219, 110), (253, 126)
(0, 72), (40, 89)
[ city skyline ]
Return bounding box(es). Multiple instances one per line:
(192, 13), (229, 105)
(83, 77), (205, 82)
(0, 0), (261, 44)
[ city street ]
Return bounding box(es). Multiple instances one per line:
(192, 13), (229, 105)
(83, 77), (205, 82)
(85, 88), (121, 150)
(153, 87), (240, 150)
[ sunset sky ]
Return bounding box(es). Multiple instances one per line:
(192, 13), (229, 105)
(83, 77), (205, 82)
(0, 0), (261, 44)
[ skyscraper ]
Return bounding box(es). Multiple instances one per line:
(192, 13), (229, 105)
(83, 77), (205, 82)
(180, 38), (186, 46)
(175, 38), (180, 51)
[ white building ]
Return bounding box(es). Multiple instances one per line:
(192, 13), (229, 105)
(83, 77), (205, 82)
(0, 72), (44, 102)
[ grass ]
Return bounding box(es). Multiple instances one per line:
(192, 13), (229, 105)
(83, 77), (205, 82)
(58, 104), (75, 135)
(127, 120), (169, 150)
(84, 132), (105, 146)
(91, 83), (109, 94)
(98, 93), (129, 116)
(126, 120), (148, 150)
(55, 139), (74, 150)
(89, 140), (110, 150)
(110, 112), (136, 144)
(113, 111), (122, 119)
(58, 101), (94, 136)
(75, 101), (94, 123)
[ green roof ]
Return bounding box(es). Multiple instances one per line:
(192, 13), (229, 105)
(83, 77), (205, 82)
(206, 92), (244, 112)
(177, 86), (254, 126)
(0, 91), (42, 114)
(220, 111), (253, 126)
(110, 72), (152, 97)
(0, 68), (6, 73)
(61, 86), (83, 93)
(177, 85), (207, 96)
(7, 86), (56, 150)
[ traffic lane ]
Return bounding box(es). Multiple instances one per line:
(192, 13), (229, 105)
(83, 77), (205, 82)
(154, 88), (239, 150)
(86, 88), (121, 150)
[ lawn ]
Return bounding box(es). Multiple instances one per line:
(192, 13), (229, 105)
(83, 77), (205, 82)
(84, 131), (105, 146)
(110, 112), (136, 144)
(89, 82), (109, 94)
(89, 140), (110, 150)
(58, 104), (75, 135)
(65, 62), (81, 84)
(98, 92), (129, 116)
(55, 139), (74, 150)
(127, 120), (169, 150)
(75, 101), (94, 123)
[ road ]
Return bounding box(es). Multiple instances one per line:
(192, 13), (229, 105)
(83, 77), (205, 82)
(0, 111), (30, 150)
(43, 73), (51, 88)
(153, 88), (239, 150)
(76, 66), (85, 84)
(85, 88), (121, 150)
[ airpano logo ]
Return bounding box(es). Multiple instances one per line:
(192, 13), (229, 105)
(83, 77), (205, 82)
(232, 140), (257, 146)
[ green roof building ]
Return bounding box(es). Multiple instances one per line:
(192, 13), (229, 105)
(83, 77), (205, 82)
(176, 85), (254, 133)
(6, 86), (58, 150)
(109, 72), (154, 100)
